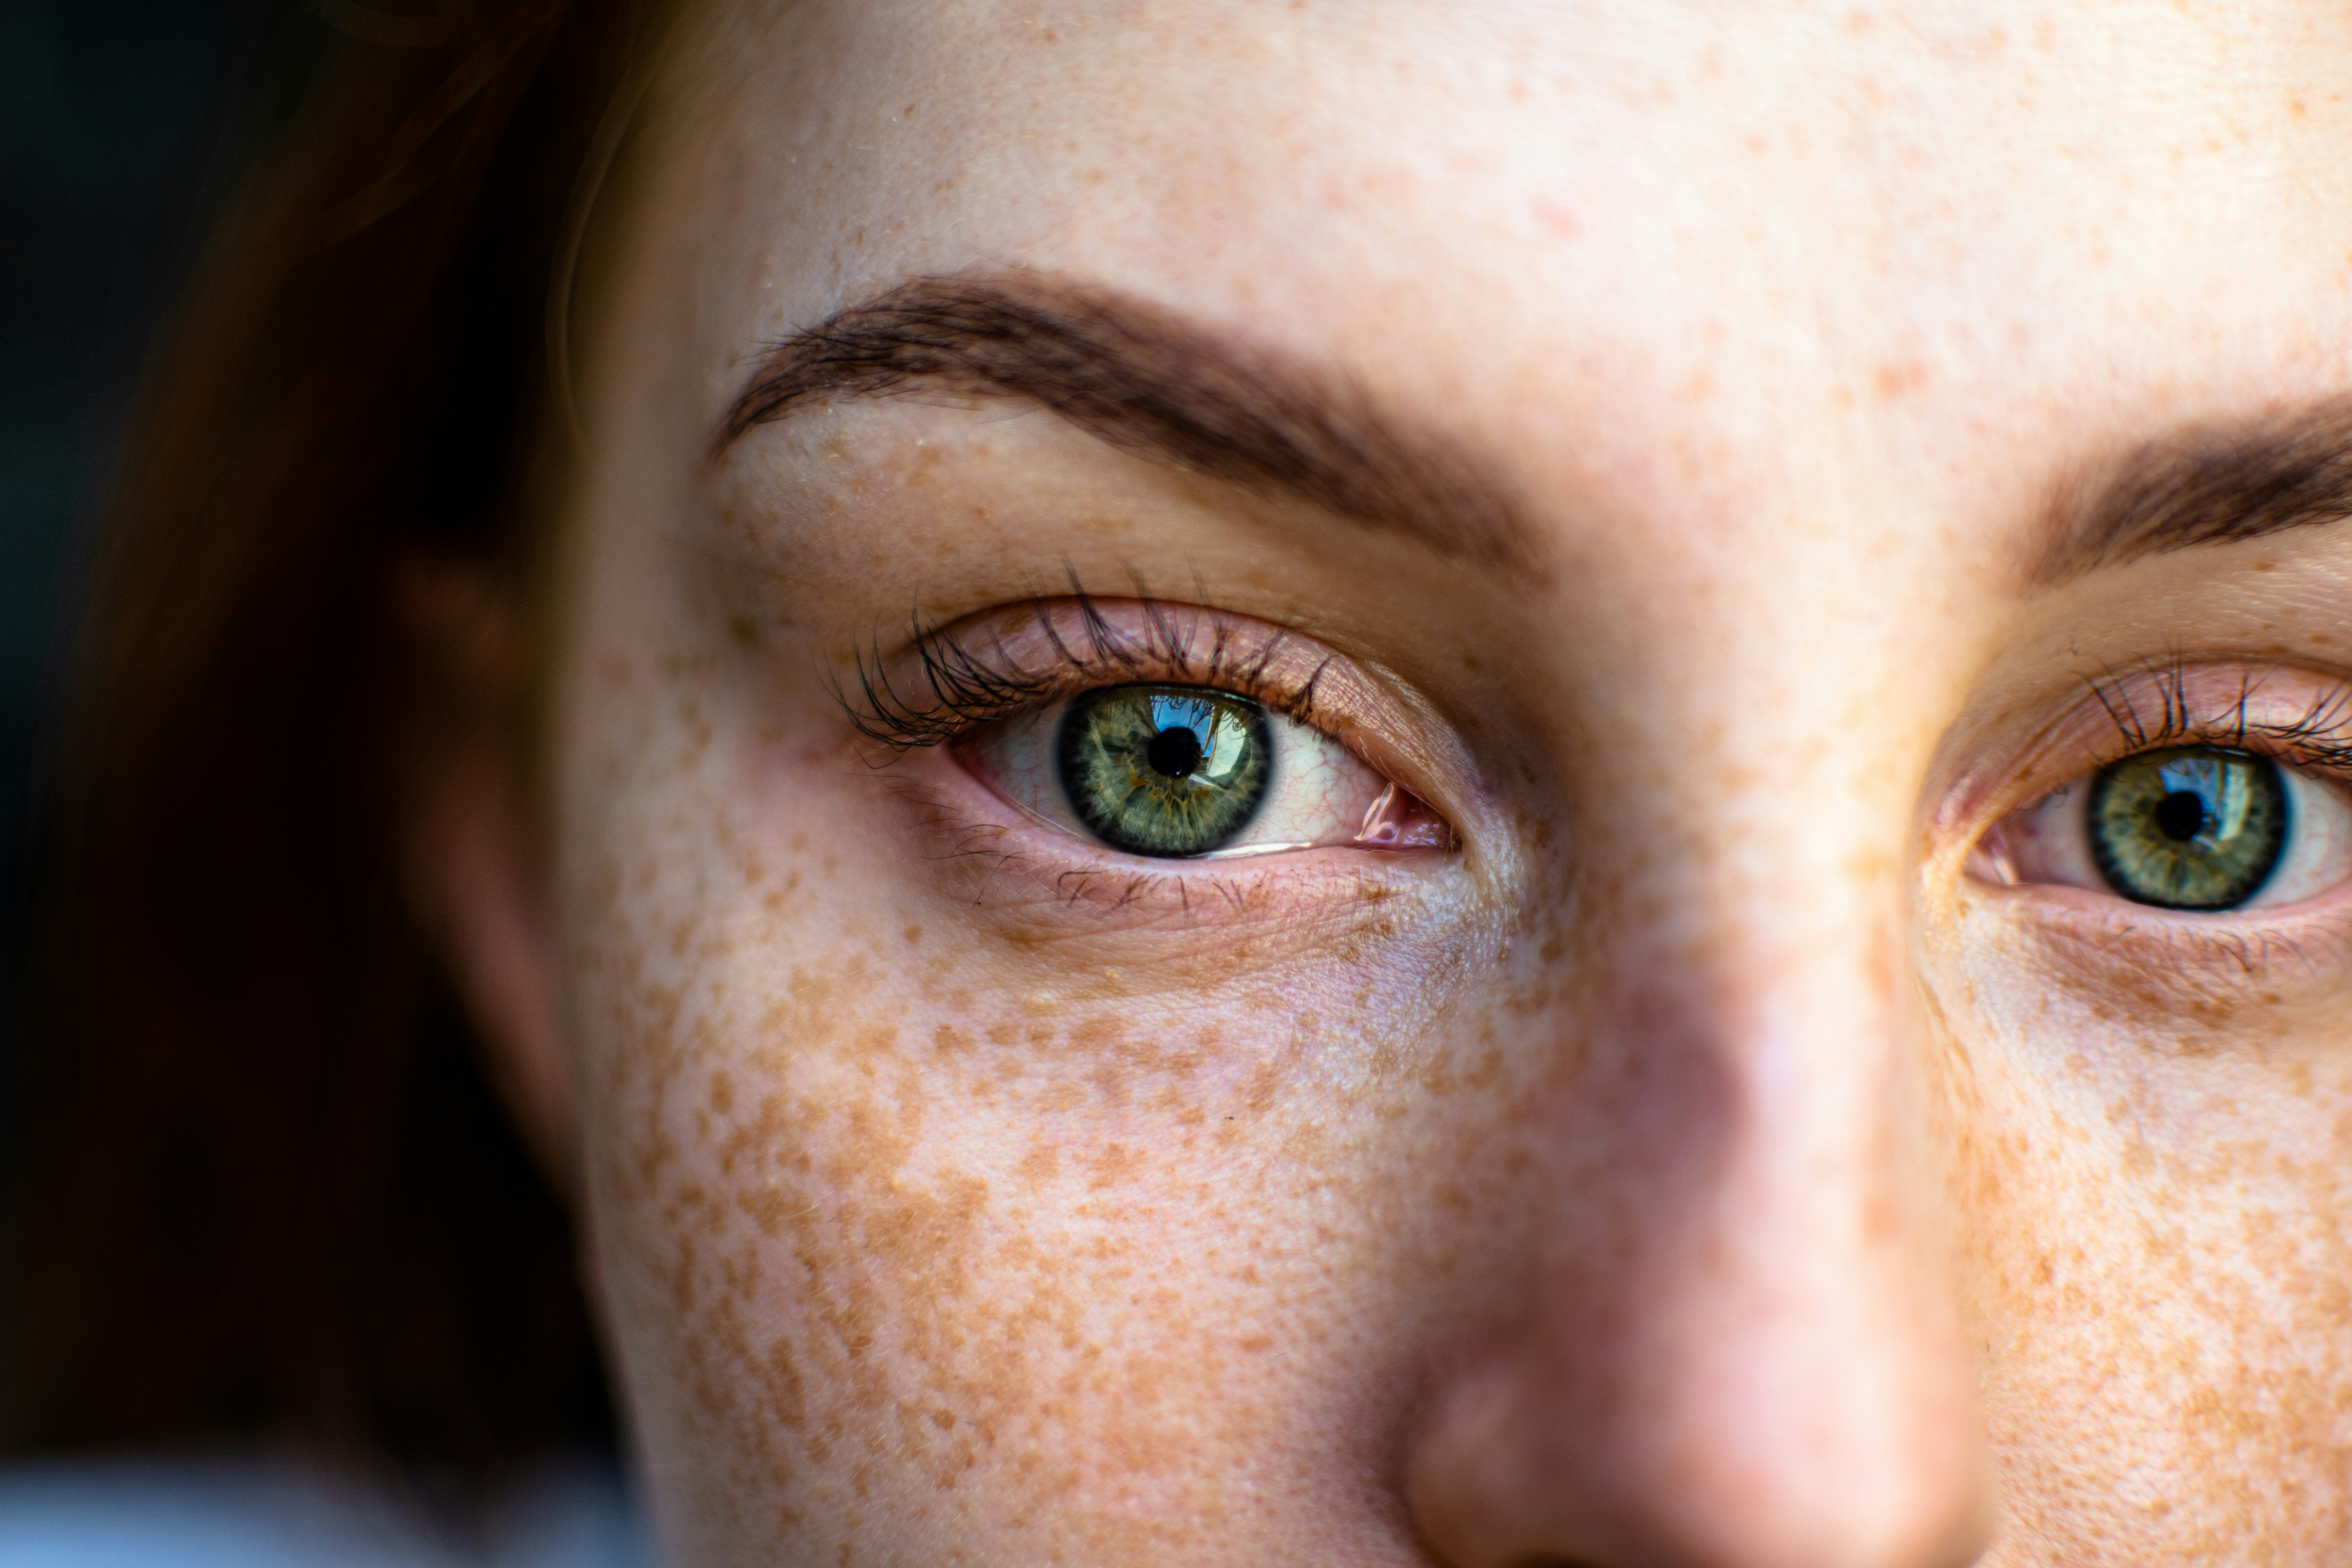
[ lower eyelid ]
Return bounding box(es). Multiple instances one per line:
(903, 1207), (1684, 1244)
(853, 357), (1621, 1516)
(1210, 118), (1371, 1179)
(898, 798), (1444, 947)
(1969, 783), (2092, 889)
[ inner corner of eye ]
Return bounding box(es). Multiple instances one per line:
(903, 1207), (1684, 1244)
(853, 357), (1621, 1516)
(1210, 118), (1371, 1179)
(1353, 778), (1454, 851)
(1964, 822), (2023, 887)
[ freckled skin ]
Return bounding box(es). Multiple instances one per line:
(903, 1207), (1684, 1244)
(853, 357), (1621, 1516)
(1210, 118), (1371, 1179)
(466, 1), (2352, 1564)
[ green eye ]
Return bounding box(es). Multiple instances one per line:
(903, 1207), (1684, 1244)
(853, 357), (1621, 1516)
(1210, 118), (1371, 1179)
(1056, 684), (1273, 857)
(2087, 746), (2287, 910)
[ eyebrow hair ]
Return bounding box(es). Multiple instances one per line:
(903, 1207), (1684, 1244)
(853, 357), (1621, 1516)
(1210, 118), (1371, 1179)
(2032, 397), (2352, 584)
(715, 274), (1533, 571)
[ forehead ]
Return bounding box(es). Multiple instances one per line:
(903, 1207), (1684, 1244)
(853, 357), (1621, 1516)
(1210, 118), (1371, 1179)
(637, 0), (2352, 551)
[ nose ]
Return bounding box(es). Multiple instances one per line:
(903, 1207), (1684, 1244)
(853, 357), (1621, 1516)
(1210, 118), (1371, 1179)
(1402, 912), (1993, 1568)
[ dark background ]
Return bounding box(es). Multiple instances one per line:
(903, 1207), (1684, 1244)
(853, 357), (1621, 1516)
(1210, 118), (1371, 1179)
(0, 0), (333, 1140)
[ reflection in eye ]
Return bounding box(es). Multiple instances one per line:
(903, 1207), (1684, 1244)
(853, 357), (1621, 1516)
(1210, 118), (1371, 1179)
(965, 682), (1449, 860)
(1975, 744), (2352, 912)
(2087, 748), (2284, 909)
(1059, 685), (1272, 856)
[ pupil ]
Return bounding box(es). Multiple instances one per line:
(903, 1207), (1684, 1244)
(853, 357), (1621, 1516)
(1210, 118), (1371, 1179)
(1056, 684), (1274, 858)
(2084, 746), (2287, 912)
(2154, 790), (2206, 842)
(1146, 725), (1204, 778)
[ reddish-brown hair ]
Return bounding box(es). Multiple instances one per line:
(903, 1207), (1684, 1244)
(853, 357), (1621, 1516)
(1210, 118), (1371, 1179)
(0, 0), (664, 1481)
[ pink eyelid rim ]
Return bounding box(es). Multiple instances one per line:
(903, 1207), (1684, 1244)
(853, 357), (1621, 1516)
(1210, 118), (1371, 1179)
(959, 727), (1452, 861)
(1186, 780), (1452, 860)
(1347, 781), (1452, 851)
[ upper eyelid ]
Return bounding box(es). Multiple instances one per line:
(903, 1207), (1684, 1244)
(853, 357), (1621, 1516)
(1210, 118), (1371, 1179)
(1938, 661), (2352, 834)
(840, 597), (1343, 752)
(2078, 697), (2352, 785)
(836, 593), (1483, 840)
(2080, 659), (2352, 765)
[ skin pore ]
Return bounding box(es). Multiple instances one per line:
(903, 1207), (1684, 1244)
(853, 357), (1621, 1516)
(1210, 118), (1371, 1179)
(423, 1), (2352, 1563)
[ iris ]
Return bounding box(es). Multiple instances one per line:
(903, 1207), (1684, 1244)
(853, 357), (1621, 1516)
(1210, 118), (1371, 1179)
(1056, 684), (1273, 856)
(2087, 746), (2287, 910)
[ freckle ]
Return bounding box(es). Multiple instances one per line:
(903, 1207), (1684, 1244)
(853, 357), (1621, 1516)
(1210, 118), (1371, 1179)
(1087, 1143), (1144, 1189)
(789, 969), (835, 1010)
(1019, 1145), (1059, 1189)
(1873, 359), (1929, 398)
(902, 924), (922, 944)
(1530, 197), (1581, 239)
(741, 1180), (793, 1236)
(762, 1335), (808, 1430)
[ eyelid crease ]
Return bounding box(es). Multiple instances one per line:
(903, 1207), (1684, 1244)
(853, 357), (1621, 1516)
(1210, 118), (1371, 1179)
(2078, 657), (2352, 774)
(1943, 657), (2352, 835)
(840, 584), (1347, 757)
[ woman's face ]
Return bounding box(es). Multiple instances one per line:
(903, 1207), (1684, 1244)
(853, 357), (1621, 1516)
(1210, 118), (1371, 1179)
(515, 2), (2352, 1561)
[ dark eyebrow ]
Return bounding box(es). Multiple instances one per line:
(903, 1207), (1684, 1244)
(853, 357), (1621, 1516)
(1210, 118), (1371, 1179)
(2032, 397), (2352, 584)
(714, 273), (1533, 572)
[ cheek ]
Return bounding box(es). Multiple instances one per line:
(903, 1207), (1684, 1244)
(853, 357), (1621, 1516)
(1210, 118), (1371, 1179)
(1925, 926), (2352, 1559)
(562, 733), (1531, 1560)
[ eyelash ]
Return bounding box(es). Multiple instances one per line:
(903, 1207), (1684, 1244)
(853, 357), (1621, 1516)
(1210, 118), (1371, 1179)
(2075, 655), (2352, 777)
(1976, 658), (2352, 970)
(837, 584), (1339, 753)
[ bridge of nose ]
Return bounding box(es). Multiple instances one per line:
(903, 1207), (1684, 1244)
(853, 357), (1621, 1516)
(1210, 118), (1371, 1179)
(1392, 595), (1991, 1568)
